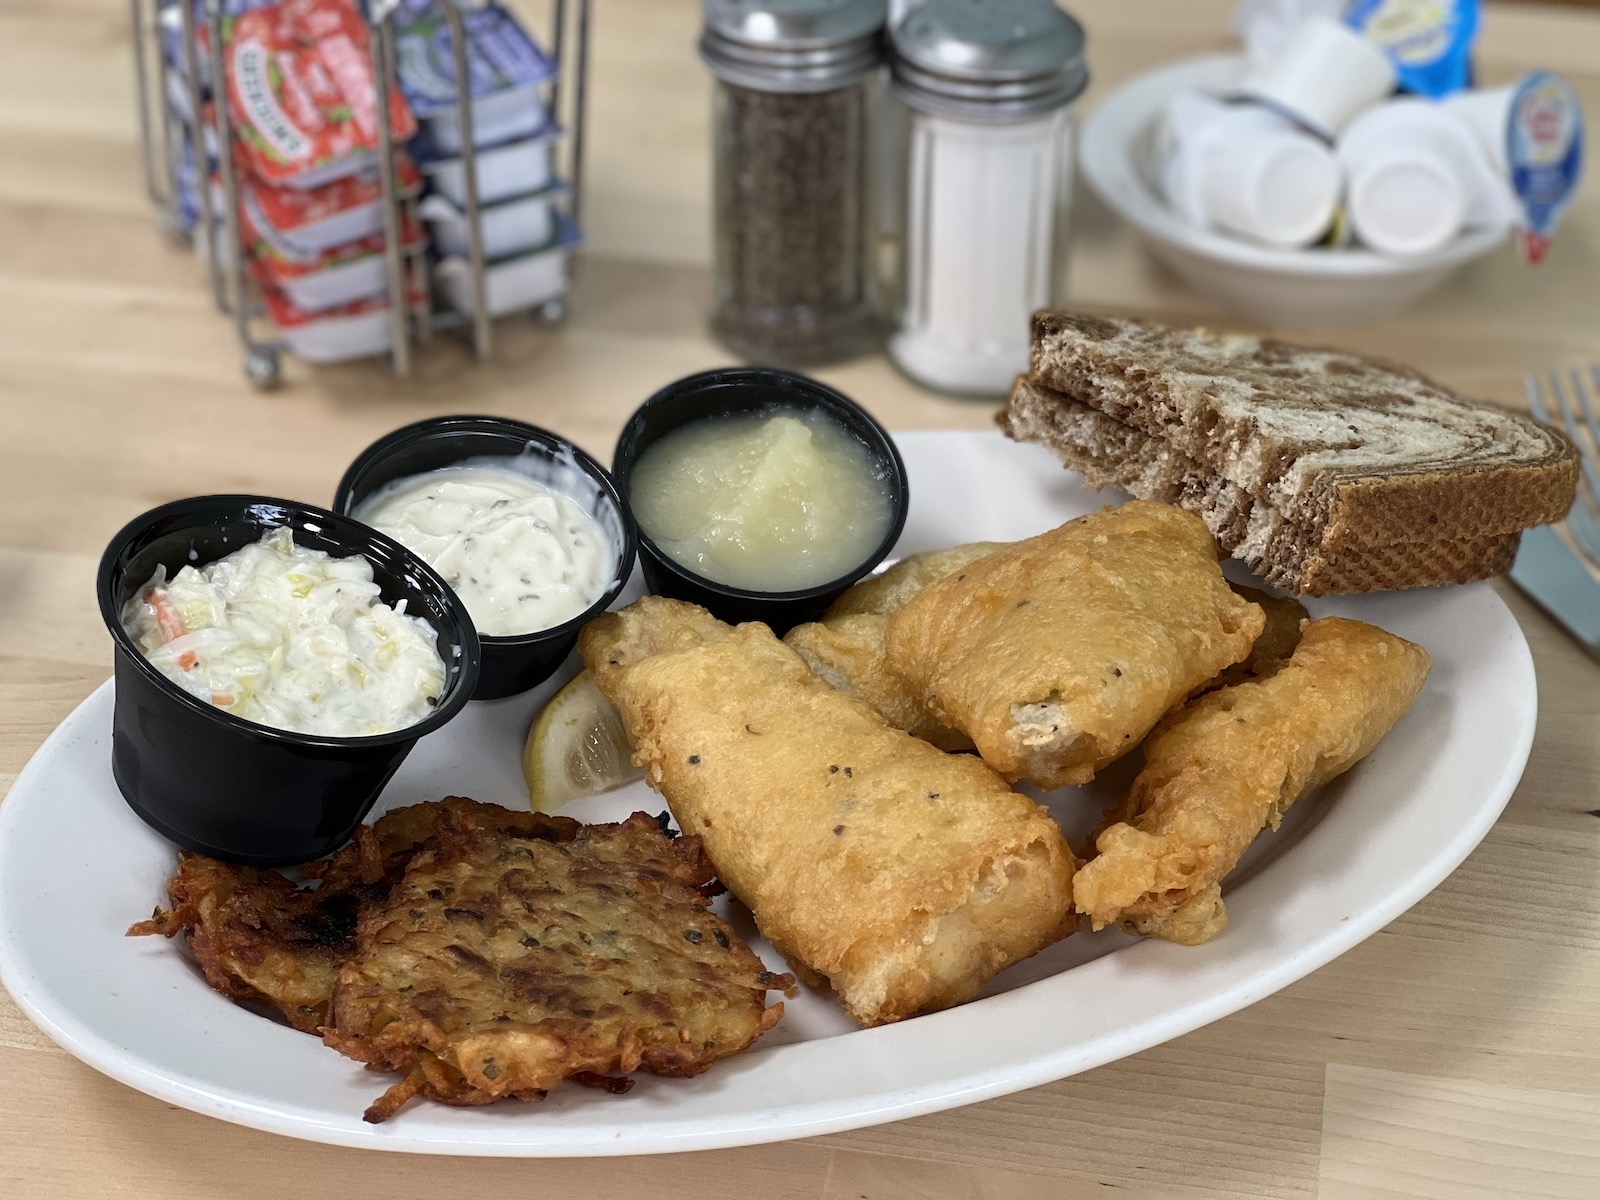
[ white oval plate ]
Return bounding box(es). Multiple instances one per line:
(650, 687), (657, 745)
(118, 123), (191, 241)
(0, 432), (1535, 1156)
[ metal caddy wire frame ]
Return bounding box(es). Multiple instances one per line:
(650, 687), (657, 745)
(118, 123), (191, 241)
(128, 0), (591, 389)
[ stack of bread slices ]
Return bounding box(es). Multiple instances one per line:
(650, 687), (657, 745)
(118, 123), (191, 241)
(1001, 313), (1579, 595)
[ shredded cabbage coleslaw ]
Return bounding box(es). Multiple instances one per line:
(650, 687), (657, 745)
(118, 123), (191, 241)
(120, 528), (446, 737)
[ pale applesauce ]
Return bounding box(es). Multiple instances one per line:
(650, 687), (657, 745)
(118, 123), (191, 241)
(628, 409), (893, 592)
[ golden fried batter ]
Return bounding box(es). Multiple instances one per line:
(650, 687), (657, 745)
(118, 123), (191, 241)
(1074, 617), (1431, 945)
(324, 810), (789, 1122)
(1204, 585), (1311, 692)
(784, 543), (1006, 750)
(580, 597), (1077, 1028)
(824, 542), (1009, 618)
(786, 614), (968, 749)
(885, 502), (1265, 789)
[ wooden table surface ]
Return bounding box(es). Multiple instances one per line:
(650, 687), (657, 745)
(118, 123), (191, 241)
(3, 1), (1599, 1196)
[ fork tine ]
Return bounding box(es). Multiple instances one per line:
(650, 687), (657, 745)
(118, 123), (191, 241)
(1526, 372), (1553, 425)
(1551, 370), (1600, 512)
(1566, 500), (1600, 568)
(1575, 366), (1600, 456)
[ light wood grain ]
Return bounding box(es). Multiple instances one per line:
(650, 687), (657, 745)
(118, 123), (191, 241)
(2, 2), (1599, 1197)
(1319, 1065), (1600, 1199)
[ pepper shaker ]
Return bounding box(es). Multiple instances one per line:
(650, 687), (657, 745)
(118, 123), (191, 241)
(701, 0), (887, 365)
(888, 0), (1087, 395)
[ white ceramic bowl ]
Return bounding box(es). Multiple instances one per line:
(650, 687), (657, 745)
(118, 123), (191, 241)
(1079, 54), (1507, 329)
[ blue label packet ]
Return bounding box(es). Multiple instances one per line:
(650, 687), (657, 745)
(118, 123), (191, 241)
(394, 0), (556, 117)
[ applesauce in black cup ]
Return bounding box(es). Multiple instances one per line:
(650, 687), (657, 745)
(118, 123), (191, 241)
(613, 368), (910, 633)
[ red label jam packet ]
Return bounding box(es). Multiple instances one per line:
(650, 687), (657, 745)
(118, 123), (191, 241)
(226, 0), (417, 189)
(246, 157), (422, 236)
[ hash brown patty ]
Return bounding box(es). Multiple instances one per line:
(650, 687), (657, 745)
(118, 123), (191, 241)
(322, 809), (792, 1122)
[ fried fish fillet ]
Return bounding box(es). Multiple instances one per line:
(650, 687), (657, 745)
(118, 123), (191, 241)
(1073, 617), (1431, 945)
(823, 542), (1009, 618)
(1205, 585), (1310, 692)
(580, 596), (1078, 1028)
(885, 502), (1266, 789)
(785, 543), (1005, 750)
(323, 810), (790, 1122)
(127, 797), (544, 1032)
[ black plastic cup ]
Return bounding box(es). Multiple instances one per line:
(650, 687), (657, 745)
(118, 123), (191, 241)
(333, 416), (637, 700)
(97, 496), (481, 867)
(613, 367), (910, 634)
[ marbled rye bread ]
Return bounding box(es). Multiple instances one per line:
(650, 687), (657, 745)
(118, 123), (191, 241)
(1004, 315), (1578, 595)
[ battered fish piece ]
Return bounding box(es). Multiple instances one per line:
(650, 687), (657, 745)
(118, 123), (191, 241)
(324, 810), (790, 1122)
(824, 542), (1009, 618)
(786, 542), (1006, 749)
(886, 502), (1266, 789)
(127, 797), (544, 1032)
(581, 597), (1078, 1028)
(1204, 585), (1310, 691)
(1073, 617), (1431, 945)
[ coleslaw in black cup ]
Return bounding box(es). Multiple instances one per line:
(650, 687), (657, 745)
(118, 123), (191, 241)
(97, 495), (481, 867)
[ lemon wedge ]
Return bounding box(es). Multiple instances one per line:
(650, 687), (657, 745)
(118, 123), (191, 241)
(523, 670), (643, 811)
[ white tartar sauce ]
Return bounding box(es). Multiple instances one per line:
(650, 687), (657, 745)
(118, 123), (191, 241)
(120, 527), (446, 737)
(355, 464), (611, 637)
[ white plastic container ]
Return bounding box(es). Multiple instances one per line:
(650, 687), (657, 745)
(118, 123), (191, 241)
(261, 286), (399, 364)
(888, 0), (1087, 396)
(274, 257), (390, 313)
(1442, 84), (1516, 176)
(1235, 16), (1396, 139)
(1078, 53), (1508, 329)
(435, 244), (569, 317)
(1339, 98), (1516, 257)
(421, 86), (549, 155)
(418, 129), (557, 207)
(418, 188), (561, 259)
(1158, 92), (1341, 248)
(240, 163), (423, 256)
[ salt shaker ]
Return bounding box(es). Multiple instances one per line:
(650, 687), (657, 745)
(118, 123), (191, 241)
(701, 0), (887, 365)
(888, 0), (1086, 395)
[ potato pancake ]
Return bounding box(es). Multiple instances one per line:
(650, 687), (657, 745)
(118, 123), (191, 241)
(128, 798), (559, 1032)
(322, 809), (791, 1122)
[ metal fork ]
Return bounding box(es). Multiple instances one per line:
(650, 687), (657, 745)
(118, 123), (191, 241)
(1509, 366), (1600, 660)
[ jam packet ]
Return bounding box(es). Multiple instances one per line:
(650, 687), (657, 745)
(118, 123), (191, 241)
(242, 157), (422, 252)
(243, 197), (423, 313)
(225, 0), (417, 189)
(393, 1), (554, 152)
(257, 275), (421, 364)
(1344, 0), (1479, 98)
(393, 0), (554, 117)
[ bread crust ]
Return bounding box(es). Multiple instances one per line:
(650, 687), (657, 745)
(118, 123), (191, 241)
(1011, 316), (1580, 595)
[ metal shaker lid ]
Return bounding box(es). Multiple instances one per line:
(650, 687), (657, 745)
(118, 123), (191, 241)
(701, 0), (888, 93)
(892, 0), (1088, 119)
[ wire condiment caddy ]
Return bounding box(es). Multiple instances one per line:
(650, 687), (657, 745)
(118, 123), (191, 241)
(130, 0), (590, 389)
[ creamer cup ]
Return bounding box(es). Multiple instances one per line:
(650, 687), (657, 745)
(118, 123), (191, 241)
(1236, 16), (1397, 139)
(1233, 0), (1349, 68)
(1503, 72), (1586, 263)
(1346, 0), (1479, 98)
(1442, 86), (1514, 175)
(1158, 91), (1340, 248)
(1339, 97), (1515, 257)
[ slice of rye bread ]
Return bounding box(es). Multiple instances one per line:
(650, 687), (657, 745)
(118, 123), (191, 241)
(1003, 374), (1525, 594)
(1017, 313), (1578, 593)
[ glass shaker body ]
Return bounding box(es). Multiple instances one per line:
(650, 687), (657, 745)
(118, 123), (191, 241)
(890, 101), (1077, 396)
(711, 75), (881, 366)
